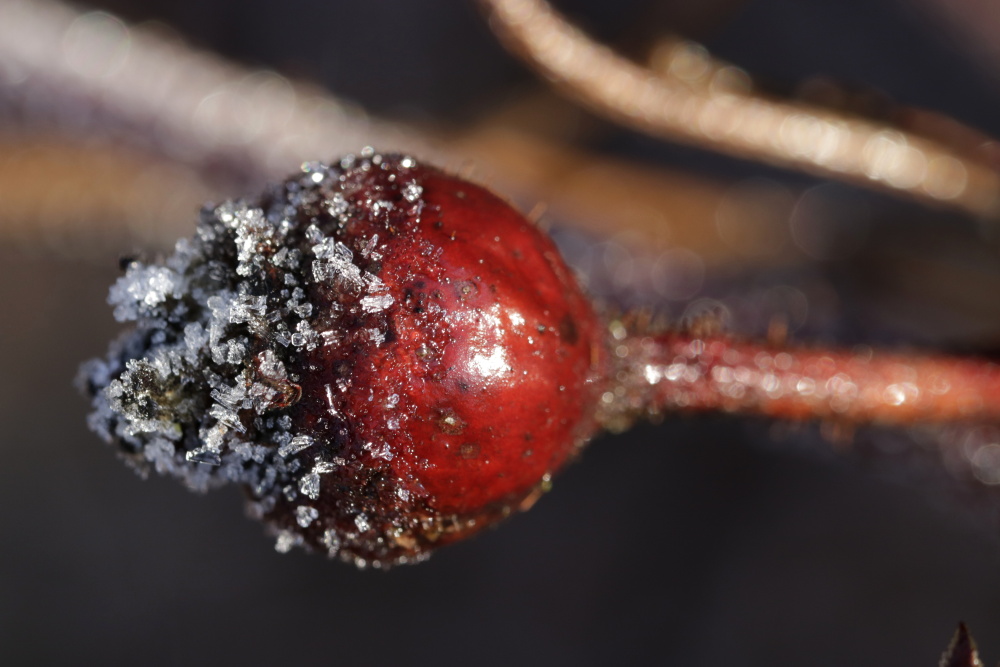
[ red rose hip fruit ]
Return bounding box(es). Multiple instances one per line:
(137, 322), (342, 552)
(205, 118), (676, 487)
(83, 152), (609, 565)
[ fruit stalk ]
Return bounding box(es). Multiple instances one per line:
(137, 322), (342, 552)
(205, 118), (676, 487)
(606, 330), (1000, 427)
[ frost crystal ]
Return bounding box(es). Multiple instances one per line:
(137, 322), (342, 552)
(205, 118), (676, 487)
(274, 531), (300, 554)
(401, 182), (423, 203)
(277, 434), (313, 458)
(360, 294), (394, 313)
(321, 529), (342, 554)
(296, 505), (320, 528)
(81, 152), (428, 559)
(326, 193), (348, 219)
(299, 473), (321, 500)
(108, 265), (180, 321)
(313, 460), (338, 474)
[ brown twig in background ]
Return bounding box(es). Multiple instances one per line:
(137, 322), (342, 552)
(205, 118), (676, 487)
(480, 0), (1000, 219)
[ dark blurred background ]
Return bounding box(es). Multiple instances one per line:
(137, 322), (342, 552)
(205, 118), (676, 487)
(4, 0), (1000, 665)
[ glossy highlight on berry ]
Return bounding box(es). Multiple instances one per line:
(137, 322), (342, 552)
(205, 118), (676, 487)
(82, 151), (609, 566)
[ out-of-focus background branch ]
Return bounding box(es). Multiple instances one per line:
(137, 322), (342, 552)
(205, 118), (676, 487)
(4, 1), (1000, 665)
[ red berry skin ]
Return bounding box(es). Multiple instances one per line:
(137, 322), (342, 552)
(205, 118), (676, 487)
(273, 160), (610, 563)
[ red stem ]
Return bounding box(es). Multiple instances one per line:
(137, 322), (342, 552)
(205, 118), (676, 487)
(608, 331), (1000, 426)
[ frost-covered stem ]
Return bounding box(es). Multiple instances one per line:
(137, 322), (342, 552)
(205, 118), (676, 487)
(609, 331), (1000, 426)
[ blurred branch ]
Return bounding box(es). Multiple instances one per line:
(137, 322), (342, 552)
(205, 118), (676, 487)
(0, 132), (216, 256)
(0, 0), (424, 188)
(480, 0), (1000, 219)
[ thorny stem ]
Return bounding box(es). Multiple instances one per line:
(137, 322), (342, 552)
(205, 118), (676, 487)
(481, 0), (1000, 219)
(940, 622), (985, 667)
(606, 328), (1000, 429)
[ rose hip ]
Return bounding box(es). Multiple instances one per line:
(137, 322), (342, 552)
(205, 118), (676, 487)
(83, 152), (607, 566)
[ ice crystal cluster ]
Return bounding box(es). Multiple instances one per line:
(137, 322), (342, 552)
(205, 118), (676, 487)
(82, 151), (418, 563)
